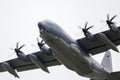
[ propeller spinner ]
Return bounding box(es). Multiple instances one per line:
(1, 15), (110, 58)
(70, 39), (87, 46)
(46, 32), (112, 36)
(106, 14), (119, 32)
(14, 42), (28, 61)
(82, 22), (93, 37)
(106, 14), (117, 26)
(14, 42), (25, 55)
(79, 22), (94, 40)
(37, 38), (45, 50)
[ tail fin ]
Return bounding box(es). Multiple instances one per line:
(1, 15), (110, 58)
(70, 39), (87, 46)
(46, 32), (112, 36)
(101, 51), (113, 72)
(91, 51), (120, 80)
(103, 51), (120, 80)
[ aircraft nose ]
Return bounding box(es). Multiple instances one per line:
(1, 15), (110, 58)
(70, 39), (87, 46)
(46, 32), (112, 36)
(38, 22), (45, 30)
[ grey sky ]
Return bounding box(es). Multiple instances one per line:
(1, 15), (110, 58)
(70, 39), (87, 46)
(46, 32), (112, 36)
(0, 0), (120, 80)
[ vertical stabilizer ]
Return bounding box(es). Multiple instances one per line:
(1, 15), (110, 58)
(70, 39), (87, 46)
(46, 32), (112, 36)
(101, 51), (112, 72)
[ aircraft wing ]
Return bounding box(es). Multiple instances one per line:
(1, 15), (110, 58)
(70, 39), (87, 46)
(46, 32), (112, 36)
(77, 27), (120, 55)
(0, 51), (61, 74)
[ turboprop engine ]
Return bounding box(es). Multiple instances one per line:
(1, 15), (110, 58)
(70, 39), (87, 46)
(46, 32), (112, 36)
(96, 33), (119, 52)
(37, 38), (52, 55)
(29, 54), (49, 73)
(14, 43), (28, 61)
(81, 22), (94, 40)
(81, 21), (119, 52)
(2, 62), (19, 78)
(106, 14), (119, 32)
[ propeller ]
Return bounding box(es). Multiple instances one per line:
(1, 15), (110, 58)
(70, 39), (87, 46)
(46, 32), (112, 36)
(37, 38), (45, 49)
(106, 14), (117, 26)
(14, 42), (25, 55)
(82, 22), (93, 36)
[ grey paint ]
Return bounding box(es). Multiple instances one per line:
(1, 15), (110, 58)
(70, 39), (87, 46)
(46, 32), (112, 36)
(38, 20), (111, 80)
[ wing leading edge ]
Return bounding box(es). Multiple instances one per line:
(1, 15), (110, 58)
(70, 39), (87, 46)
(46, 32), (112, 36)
(77, 27), (120, 55)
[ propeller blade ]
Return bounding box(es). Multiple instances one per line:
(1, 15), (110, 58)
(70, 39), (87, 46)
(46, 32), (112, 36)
(107, 14), (110, 20)
(81, 22), (93, 33)
(37, 37), (39, 42)
(14, 43), (25, 53)
(10, 47), (14, 50)
(78, 26), (83, 29)
(37, 37), (45, 49)
(37, 38), (44, 45)
(85, 22), (88, 29)
(18, 44), (25, 50)
(79, 22), (93, 38)
(110, 15), (117, 21)
(16, 42), (19, 49)
(40, 40), (44, 44)
(86, 26), (93, 30)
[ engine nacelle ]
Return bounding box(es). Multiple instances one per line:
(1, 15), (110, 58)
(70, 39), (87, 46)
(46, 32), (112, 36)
(2, 62), (19, 78)
(109, 24), (119, 32)
(96, 33), (119, 52)
(106, 14), (119, 32)
(29, 54), (49, 73)
(17, 52), (28, 61)
(85, 31), (94, 40)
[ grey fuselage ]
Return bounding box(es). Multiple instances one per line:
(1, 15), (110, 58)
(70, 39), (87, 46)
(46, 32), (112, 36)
(38, 20), (110, 80)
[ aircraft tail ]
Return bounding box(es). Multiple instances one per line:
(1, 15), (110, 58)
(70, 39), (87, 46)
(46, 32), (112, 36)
(101, 51), (113, 72)
(91, 51), (120, 80)
(102, 51), (120, 80)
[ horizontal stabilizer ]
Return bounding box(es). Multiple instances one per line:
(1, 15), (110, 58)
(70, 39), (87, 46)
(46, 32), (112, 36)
(90, 71), (120, 80)
(105, 71), (120, 80)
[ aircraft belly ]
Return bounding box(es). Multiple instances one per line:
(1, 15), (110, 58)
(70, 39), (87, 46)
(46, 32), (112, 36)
(54, 45), (94, 77)
(43, 35), (93, 76)
(41, 32), (107, 79)
(41, 31), (109, 79)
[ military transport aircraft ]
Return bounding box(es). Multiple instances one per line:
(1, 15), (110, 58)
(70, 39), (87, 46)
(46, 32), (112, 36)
(0, 14), (120, 80)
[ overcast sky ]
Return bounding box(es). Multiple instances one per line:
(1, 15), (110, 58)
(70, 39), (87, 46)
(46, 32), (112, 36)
(0, 0), (120, 80)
